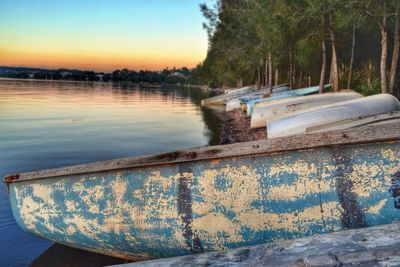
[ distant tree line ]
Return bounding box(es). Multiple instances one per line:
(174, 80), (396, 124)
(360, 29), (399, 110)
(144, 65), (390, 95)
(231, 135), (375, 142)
(111, 67), (190, 84)
(189, 0), (400, 96)
(0, 66), (191, 85)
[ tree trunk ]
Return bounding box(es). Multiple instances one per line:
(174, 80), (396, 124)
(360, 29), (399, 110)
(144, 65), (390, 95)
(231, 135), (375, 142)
(380, 10), (388, 93)
(237, 79), (243, 88)
(289, 51), (293, 89)
(329, 15), (339, 92)
(287, 69), (290, 87)
(268, 51), (273, 91)
(319, 39), (327, 93)
(347, 23), (356, 89)
(299, 69), (303, 88)
(257, 66), (261, 90)
(389, 13), (400, 95)
(368, 61), (374, 89)
(265, 57), (269, 87)
(275, 68), (279, 86)
(329, 52), (334, 85)
(292, 50), (296, 88)
(308, 75), (312, 87)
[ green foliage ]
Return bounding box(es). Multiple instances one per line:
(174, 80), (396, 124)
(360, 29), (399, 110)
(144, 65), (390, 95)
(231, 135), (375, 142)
(111, 68), (189, 84)
(352, 66), (381, 96)
(193, 0), (400, 95)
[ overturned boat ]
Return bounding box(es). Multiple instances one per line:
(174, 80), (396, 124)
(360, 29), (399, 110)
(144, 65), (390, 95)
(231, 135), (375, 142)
(250, 91), (363, 129)
(5, 123), (400, 261)
(226, 86), (289, 111)
(239, 86), (290, 104)
(306, 111), (400, 134)
(267, 94), (400, 139)
(202, 84), (287, 107)
(245, 85), (328, 116)
(224, 86), (253, 95)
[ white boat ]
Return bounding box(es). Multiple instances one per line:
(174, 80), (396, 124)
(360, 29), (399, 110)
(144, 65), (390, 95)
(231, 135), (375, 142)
(267, 85), (289, 94)
(267, 94), (400, 139)
(306, 112), (400, 133)
(224, 86), (253, 95)
(202, 85), (288, 107)
(225, 84), (288, 95)
(226, 86), (289, 111)
(250, 91), (363, 129)
(225, 98), (242, 111)
(245, 85), (328, 116)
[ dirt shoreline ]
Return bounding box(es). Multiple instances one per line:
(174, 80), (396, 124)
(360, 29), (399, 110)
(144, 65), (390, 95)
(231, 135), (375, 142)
(217, 109), (267, 144)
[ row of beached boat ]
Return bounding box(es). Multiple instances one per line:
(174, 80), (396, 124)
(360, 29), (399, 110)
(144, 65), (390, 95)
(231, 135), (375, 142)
(4, 84), (400, 264)
(202, 84), (400, 139)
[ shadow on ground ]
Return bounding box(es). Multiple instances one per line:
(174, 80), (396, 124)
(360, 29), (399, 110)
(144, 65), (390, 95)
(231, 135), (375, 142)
(30, 244), (131, 267)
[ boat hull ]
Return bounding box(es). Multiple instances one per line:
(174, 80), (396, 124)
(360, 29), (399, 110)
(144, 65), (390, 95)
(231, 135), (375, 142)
(202, 85), (288, 107)
(267, 94), (400, 139)
(226, 86), (290, 111)
(225, 98), (241, 111)
(246, 85), (323, 116)
(250, 92), (363, 129)
(9, 138), (400, 260)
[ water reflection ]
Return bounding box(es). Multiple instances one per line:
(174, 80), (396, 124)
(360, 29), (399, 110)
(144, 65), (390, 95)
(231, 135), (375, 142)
(0, 79), (220, 266)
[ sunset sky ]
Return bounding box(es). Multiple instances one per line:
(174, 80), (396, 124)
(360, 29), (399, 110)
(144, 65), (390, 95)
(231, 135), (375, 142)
(0, 0), (213, 72)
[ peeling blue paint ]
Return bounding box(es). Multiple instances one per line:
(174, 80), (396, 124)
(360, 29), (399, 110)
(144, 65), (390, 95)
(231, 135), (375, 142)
(8, 141), (400, 260)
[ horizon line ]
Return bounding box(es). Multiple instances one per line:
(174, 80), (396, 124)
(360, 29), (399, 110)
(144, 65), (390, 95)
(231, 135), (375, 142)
(0, 64), (196, 74)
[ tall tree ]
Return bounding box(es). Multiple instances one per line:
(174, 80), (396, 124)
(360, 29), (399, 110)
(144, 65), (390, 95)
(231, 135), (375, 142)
(364, 0), (391, 93)
(347, 23), (356, 89)
(194, 0), (400, 96)
(329, 13), (340, 92)
(389, 13), (400, 94)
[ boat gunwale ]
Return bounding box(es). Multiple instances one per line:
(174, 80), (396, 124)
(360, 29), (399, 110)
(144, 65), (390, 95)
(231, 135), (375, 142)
(4, 122), (400, 185)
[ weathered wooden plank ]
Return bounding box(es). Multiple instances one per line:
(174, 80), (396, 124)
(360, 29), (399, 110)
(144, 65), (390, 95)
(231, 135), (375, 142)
(111, 223), (400, 267)
(5, 122), (400, 183)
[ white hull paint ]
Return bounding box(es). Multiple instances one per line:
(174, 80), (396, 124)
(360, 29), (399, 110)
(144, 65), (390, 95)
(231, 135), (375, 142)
(226, 86), (289, 111)
(267, 94), (400, 139)
(245, 85), (327, 116)
(202, 85), (288, 107)
(225, 98), (241, 111)
(306, 112), (400, 133)
(201, 86), (255, 106)
(224, 86), (253, 95)
(250, 91), (363, 129)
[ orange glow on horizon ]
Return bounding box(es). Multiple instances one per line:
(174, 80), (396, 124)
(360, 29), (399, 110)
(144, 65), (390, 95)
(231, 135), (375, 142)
(0, 47), (205, 72)
(0, 0), (211, 72)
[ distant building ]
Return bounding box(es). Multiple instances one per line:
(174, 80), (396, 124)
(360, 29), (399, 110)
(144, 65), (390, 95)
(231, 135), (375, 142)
(96, 74), (104, 81)
(61, 72), (72, 78)
(170, 72), (186, 78)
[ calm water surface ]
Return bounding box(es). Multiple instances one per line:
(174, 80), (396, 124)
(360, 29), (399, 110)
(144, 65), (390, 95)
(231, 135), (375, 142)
(0, 79), (220, 267)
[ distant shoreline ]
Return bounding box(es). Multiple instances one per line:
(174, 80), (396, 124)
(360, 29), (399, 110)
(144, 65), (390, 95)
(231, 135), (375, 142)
(0, 77), (210, 90)
(0, 65), (191, 85)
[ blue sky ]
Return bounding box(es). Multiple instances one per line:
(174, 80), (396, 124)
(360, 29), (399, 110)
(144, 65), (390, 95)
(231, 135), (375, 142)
(0, 0), (214, 71)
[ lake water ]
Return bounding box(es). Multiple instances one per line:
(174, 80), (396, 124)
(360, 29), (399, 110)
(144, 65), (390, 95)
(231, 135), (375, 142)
(0, 79), (220, 267)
